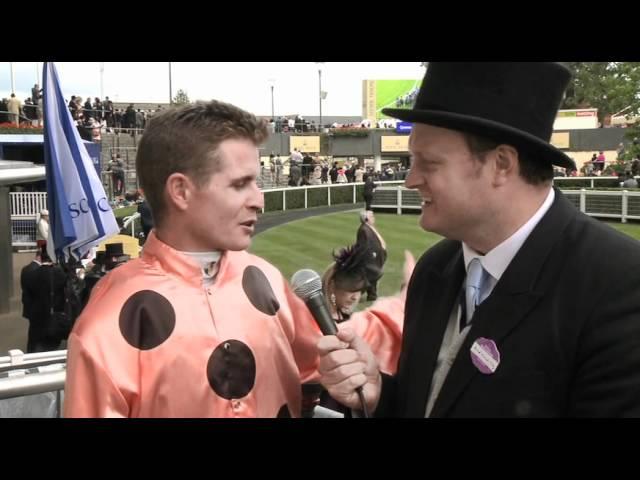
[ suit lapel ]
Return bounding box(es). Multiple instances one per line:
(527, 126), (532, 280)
(405, 249), (465, 416)
(429, 189), (577, 417)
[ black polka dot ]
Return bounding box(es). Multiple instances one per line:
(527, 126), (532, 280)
(242, 266), (280, 315)
(119, 290), (176, 350)
(207, 340), (256, 399)
(277, 404), (291, 418)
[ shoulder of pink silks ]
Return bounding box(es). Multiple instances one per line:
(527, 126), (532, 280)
(64, 232), (322, 418)
(339, 294), (405, 375)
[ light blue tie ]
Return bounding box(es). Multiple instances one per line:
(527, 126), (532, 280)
(464, 258), (487, 326)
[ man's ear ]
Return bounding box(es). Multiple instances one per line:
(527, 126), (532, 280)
(165, 172), (193, 212)
(492, 145), (519, 187)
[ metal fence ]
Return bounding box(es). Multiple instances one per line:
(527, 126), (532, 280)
(372, 186), (640, 223)
(9, 192), (47, 247)
(11, 217), (37, 247)
(0, 349), (66, 418)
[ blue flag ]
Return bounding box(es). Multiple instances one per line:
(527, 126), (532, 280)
(43, 62), (119, 262)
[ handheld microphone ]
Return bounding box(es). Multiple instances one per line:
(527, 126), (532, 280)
(291, 269), (336, 336)
(291, 269), (370, 418)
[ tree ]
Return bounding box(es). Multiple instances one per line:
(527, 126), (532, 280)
(562, 62), (640, 125)
(623, 124), (640, 161)
(172, 89), (191, 106)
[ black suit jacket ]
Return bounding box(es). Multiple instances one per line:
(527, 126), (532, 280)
(376, 189), (640, 417)
(363, 181), (376, 198)
(20, 260), (40, 319)
(137, 201), (154, 235)
(356, 223), (387, 284)
(21, 264), (66, 326)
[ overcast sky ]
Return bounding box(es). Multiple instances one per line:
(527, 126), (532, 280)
(0, 62), (425, 116)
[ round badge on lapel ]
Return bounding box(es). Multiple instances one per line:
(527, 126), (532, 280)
(470, 337), (500, 374)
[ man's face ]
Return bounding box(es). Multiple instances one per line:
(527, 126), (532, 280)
(405, 124), (494, 241)
(185, 138), (264, 251)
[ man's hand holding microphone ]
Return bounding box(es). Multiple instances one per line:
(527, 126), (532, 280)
(316, 325), (382, 415)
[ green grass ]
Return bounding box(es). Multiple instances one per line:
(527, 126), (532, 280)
(114, 205), (136, 219)
(604, 221), (640, 239)
(250, 212), (640, 303)
(250, 211), (439, 299)
(376, 80), (421, 118)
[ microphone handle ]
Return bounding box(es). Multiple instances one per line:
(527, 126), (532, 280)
(306, 293), (337, 335)
(306, 293), (370, 418)
(356, 386), (370, 418)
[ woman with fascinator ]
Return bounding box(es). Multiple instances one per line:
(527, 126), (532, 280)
(321, 243), (371, 323)
(301, 245), (415, 417)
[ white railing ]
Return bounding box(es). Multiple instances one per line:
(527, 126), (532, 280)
(0, 349), (67, 418)
(552, 176), (629, 189)
(10, 192), (47, 247)
(372, 187), (640, 224)
(0, 349), (67, 371)
(123, 212), (140, 237)
(9, 192), (47, 216)
(260, 180), (404, 213)
(7, 177), (621, 215)
(10, 178), (638, 246)
(11, 217), (37, 247)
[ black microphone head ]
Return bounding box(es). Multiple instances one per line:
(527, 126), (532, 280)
(291, 269), (323, 301)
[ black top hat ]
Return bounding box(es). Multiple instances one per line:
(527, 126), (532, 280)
(105, 243), (124, 257)
(106, 254), (131, 268)
(382, 62), (573, 169)
(94, 251), (106, 264)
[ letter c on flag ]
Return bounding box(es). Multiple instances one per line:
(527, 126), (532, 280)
(79, 198), (90, 213)
(98, 197), (110, 212)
